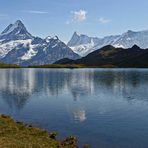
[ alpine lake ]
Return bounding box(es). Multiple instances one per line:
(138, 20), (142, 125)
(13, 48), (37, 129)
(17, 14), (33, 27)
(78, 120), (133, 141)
(0, 68), (148, 148)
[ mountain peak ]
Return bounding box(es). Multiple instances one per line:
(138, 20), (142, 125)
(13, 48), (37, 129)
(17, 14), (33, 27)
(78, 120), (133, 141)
(53, 36), (59, 40)
(0, 20), (33, 40)
(14, 20), (24, 27)
(101, 45), (116, 51)
(123, 30), (136, 36)
(127, 30), (134, 33)
(1, 20), (25, 35)
(131, 44), (140, 50)
(67, 31), (92, 47)
(67, 32), (80, 46)
(45, 36), (59, 43)
(72, 32), (89, 38)
(73, 31), (79, 36)
(70, 31), (80, 39)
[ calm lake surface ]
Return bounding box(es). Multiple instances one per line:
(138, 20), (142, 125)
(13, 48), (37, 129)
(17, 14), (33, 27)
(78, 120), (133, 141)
(0, 68), (148, 147)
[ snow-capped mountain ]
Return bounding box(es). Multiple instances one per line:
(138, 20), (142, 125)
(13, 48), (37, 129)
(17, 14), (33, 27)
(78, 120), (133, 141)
(68, 30), (148, 56)
(0, 20), (33, 41)
(0, 20), (80, 66)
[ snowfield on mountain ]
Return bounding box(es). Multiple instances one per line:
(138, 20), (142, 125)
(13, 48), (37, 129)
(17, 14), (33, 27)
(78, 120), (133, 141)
(68, 30), (148, 56)
(0, 20), (80, 66)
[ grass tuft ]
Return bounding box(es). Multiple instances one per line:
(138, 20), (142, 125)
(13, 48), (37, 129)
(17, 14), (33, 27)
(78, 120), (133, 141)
(0, 114), (81, 148)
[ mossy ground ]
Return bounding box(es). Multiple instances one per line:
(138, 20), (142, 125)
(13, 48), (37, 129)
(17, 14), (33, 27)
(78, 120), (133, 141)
(0, 114), (79, 148)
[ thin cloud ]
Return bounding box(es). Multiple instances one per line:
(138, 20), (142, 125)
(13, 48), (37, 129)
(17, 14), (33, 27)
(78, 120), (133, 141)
(99, 17), (111, 24)
(66, 9), (87, 24)
(72, 10), (87, 22)
(24, 10), (48, 14)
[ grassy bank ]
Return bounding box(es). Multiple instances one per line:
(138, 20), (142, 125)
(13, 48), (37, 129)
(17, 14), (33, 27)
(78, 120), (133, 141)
(0, 63), (87, 68)
(28, 64), (117, 68)
(28, 64), (87, 68)
(0, 63), (21, 68)
(0, 114), (88, 148)
(0, 62), (117, 69)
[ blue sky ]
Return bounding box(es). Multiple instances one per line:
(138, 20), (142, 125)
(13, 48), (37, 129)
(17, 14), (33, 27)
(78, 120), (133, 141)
(0, 0), (148, 42)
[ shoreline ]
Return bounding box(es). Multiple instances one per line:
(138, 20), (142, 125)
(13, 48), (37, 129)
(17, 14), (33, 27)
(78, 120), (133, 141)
(0, 114), (89, 148)
(1, 63), (148, 69)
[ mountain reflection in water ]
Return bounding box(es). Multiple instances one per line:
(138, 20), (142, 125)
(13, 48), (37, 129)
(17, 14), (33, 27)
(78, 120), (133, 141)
(0, 69), (148, 148)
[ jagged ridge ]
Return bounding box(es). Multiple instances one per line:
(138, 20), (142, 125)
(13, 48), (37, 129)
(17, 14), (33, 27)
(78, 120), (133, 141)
(0, 20), (80, 66)
(68, 30), (148, 56)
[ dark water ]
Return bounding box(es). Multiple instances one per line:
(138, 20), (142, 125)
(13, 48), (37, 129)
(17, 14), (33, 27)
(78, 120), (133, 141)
(0, 68), (148, 148)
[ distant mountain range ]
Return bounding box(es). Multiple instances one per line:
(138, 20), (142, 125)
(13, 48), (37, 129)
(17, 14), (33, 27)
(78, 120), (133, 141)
(0, 20), (148, 67)
(0, 20), (80, 66)
(55, 45), (148, 68)
(68, 30), (148, 56)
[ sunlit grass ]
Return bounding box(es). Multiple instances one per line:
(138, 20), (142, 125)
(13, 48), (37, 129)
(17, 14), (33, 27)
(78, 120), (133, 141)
(0, 114), (80, 148)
